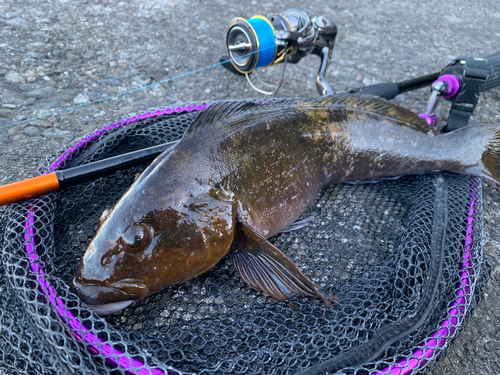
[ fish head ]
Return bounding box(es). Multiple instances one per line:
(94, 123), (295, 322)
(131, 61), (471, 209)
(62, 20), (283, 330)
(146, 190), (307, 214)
(71, 181), (236, 315)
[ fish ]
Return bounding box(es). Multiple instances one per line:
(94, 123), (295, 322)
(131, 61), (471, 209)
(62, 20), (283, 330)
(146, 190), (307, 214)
(71, 94), (500, 315)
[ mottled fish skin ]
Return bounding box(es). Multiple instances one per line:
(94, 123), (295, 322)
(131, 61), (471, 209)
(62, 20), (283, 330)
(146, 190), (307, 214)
(203, 96), (473, 237)
(71, 94), (499, 314)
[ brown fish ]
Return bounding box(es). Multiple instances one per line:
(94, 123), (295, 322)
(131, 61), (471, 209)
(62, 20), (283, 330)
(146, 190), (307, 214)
(71, 95), (500, 315)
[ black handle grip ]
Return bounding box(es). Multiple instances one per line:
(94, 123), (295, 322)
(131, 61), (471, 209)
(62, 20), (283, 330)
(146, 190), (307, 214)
(57, 141), (178, 189)
(483, 52), (500, 91)
(353, 82), (400, 99)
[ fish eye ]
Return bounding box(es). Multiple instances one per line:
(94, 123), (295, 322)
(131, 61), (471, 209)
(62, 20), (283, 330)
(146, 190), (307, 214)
(129, 237), (142, 249)
(122, 224), (151, 254)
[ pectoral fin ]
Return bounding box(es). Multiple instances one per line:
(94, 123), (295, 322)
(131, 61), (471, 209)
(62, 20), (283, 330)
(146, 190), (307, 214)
(231, 223), (338, 305)
(281, 215), (314, 233)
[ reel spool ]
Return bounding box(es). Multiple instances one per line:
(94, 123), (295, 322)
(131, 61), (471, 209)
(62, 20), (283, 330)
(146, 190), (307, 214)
(226, 10), (309, 74)
(223, 10), (337, 95)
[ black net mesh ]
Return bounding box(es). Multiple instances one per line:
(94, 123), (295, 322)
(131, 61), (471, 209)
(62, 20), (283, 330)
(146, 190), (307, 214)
(0, 101), (489, 375)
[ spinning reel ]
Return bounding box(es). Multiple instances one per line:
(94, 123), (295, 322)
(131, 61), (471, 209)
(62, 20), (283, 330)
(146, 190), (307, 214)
(221, 9), (337, 95)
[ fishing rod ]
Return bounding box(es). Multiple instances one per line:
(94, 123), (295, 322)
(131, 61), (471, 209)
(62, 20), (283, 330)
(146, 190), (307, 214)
(0, 141), (178, 206)
(0, 9), (499, 207)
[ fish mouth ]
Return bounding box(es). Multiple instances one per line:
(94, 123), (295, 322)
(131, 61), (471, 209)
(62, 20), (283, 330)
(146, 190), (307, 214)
(71, 277), (150, 316)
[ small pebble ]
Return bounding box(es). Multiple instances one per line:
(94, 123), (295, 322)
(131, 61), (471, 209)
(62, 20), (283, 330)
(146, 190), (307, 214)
(99, 78), (122, 86)
(4, 71), (25, 84)
(22, 98), (36, 106)
(6, 11), (22, 19)
(26, 87), (56, 99)
(19, 83), (39, 92)
(87, 92), (103, 101)
(26, 52), (42, 59)
(173, 81), (189, 90)
(31, 101), (62, 110)
(6, 18), (27, 27)
(73, 93), (89, 104)
(23, 126), (41, 136)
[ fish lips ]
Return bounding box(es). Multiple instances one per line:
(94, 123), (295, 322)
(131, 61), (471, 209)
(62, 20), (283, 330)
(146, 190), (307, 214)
(71, 277), (150, 316)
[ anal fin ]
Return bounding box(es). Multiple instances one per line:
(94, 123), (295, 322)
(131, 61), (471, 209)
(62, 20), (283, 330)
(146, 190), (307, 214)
(231, 223), (338, 306)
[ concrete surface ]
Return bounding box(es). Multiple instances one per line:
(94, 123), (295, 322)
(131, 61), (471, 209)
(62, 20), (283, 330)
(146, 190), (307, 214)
(0, 0), (499, 373)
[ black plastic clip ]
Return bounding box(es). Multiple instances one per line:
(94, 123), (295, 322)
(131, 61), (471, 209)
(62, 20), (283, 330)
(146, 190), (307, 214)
(441, 57), (489, 132)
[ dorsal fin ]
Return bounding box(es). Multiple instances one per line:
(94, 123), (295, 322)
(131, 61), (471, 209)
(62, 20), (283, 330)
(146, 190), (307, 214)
(184, 101), (259, 137)
(307, 94), (433, 134)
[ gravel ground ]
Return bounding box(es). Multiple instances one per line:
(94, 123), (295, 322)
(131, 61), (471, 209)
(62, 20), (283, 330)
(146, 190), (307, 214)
(0, 0), (499, 374)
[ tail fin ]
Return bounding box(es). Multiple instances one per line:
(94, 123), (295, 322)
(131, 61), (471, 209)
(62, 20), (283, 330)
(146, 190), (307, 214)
(479, 126), (500, 185)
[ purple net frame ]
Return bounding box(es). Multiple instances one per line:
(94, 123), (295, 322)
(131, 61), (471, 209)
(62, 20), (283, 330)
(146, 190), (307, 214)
(22, 102), (480, 374)
(373, 179), (480, 375)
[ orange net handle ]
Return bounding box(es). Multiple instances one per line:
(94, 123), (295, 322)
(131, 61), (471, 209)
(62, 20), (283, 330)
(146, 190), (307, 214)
(0, 173), (60, 206)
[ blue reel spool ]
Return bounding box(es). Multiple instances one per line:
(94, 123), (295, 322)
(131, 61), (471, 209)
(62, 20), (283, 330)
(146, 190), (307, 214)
(226, 16), (278, 74)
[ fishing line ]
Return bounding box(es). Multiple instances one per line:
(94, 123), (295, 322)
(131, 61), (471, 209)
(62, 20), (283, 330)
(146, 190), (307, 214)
(0, 45), (276, 131)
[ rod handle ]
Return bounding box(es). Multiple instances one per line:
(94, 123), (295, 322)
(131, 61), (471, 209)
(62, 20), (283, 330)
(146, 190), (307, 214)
(0, 173), (60, 206)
